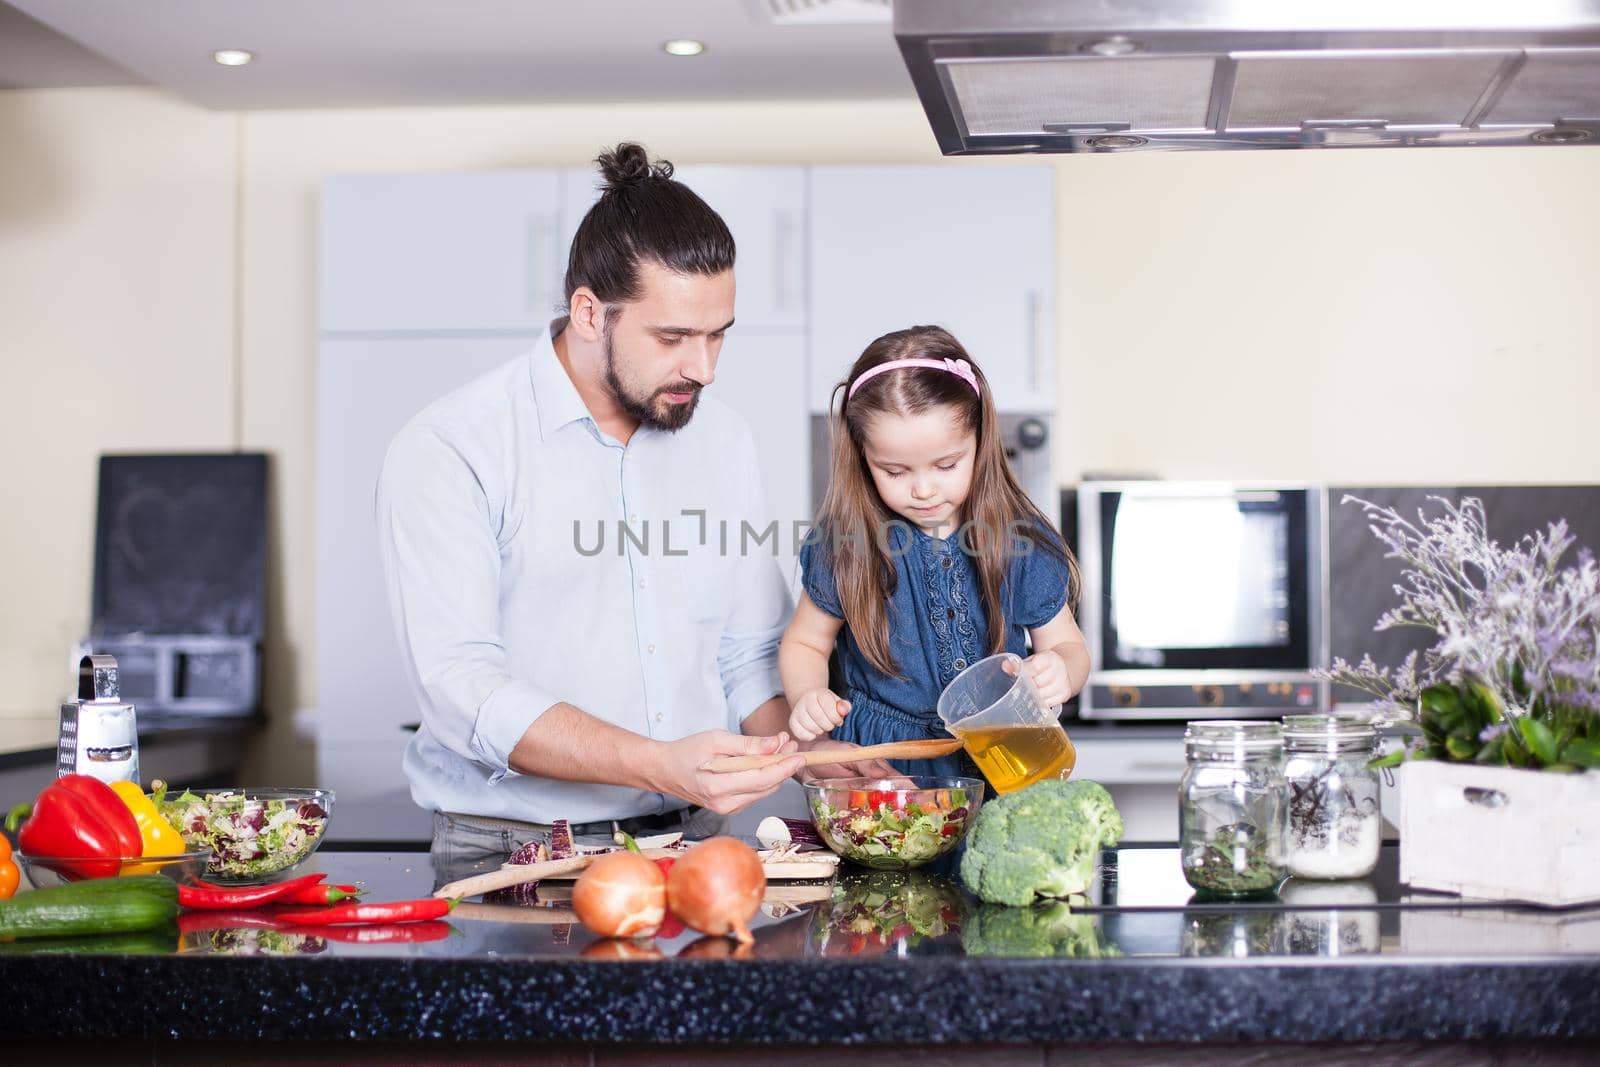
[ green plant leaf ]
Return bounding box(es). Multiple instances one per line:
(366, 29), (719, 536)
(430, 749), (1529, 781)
(1420, 685), (1462, 719)
(1445, 735), (1479, 761)
(1559, 738), (1600, 769)
(1517, 717), (1560, 766)
(1368, 748), (1407, 770)
(1464, 679), (1503, 730)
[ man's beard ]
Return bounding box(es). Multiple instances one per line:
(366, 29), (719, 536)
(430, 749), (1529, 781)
(602, 325), (702, 432)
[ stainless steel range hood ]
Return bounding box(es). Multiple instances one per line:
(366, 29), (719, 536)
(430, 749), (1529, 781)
(894, 0), (1600, 153)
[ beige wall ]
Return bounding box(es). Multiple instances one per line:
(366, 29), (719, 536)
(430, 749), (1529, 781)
(0, 89), (238, 715)
(3, 86), (1598, 781)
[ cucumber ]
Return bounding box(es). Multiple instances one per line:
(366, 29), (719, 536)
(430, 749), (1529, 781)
(0, 925), (178, 955)
(0, 875), (179, 939)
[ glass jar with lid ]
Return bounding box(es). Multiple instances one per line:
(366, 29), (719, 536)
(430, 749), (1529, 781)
(1179, 720), (1287, 897)
(1281, 714), (1382, 880)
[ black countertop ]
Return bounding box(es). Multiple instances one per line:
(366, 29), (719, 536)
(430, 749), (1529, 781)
(4, 844), (1599, 1046)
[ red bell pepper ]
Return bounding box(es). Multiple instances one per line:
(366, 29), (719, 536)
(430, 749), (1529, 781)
(4, 774), (145, 879)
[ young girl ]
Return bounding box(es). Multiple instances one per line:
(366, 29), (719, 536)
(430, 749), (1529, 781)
(779, 325), (1091, 783)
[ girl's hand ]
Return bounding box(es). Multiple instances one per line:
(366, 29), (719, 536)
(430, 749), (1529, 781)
(789, 688), (850, 742)
(1012, 650), (1072, 708)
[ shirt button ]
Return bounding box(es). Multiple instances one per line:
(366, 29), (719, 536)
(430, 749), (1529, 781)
(638, 578), (646, 589)
(947, 608), (956, 620)
(942, 557), (953, 569)
(954, 658), (967, 670)
(647, 643), (656, 654)
(655, 712), (664, 722)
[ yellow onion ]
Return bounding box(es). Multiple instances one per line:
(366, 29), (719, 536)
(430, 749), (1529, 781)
(572, 851), (666, 938)
(666, 836), (765, 945)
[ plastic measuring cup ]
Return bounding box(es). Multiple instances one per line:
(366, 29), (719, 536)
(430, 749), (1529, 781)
(936, 652), (1076, 793)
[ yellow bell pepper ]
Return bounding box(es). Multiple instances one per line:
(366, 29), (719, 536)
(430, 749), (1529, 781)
(109, 780), (186, 872)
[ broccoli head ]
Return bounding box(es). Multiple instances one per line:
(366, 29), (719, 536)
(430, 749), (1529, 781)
(960, 901), (1120, 958)
(959, 778), (1123, 907)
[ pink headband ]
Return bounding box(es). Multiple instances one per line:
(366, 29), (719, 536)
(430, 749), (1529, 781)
(846, 357), (981, 400)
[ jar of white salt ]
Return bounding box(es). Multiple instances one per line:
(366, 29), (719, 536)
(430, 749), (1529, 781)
(1281, 714), (1381, 880)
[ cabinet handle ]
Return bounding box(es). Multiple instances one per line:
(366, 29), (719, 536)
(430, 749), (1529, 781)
(774, 211), (795, 313)
(1025, 289), (1043, 394)
(527, 215), (558, 316)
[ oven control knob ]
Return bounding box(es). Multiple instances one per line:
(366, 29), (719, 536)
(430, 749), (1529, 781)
(1016, 418), (1048, 451)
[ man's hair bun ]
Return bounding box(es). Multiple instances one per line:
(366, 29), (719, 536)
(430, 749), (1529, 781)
(597, 142), (674, 188)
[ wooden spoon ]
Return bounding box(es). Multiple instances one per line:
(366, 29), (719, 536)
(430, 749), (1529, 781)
(700, 736), (962, 773)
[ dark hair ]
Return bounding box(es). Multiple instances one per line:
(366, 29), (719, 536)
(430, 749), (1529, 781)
(563, 143), (736, 307)
(819, 325), (1078, 677)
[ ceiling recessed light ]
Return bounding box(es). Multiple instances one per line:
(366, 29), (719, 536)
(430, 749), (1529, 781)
(212, 49), (254, 67)
(662, 39), (705, 57)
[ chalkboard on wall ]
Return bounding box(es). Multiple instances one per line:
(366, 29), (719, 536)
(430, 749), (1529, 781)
(1327, 485), (1600, 706)
(91, 454), (269, 638)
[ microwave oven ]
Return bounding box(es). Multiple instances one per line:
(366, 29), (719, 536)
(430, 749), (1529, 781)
(1075, 482), (1328, 720)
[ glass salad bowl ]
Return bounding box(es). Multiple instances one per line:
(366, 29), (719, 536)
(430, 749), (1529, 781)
(803, 776), (983, 870)
(156, 787), (335, 884)
(17, 850), (210, 889)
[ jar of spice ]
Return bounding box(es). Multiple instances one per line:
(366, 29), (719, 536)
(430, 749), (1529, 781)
(1179, 721), (1287, 897)
(1281, 714), (1382, 880)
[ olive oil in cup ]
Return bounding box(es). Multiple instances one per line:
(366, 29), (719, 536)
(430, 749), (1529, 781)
(959, 724), (1077, 793)
(936, 653), (1076, 794)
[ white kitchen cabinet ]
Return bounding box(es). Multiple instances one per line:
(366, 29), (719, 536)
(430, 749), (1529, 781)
(558, 165), (807, 331)
(316, 334), (535, 748)
(710, 330), (808, 591)
(807, 165), (1055, 413)
(321, 171), (564, 332)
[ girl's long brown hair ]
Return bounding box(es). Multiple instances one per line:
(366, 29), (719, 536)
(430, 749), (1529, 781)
(818, 326), (1079, 678)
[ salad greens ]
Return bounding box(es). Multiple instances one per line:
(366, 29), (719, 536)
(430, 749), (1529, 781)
(810, 786), (972, 870)
(158, 789), (328, 880)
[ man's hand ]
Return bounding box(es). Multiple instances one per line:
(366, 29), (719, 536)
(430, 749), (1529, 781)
(789, 688), (850, 742)
(796, 738), (898, 784)
(656, 730), (805, 815)
(1005, 650), (1072, 708)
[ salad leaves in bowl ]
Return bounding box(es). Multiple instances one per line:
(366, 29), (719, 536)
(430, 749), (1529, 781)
(156, 787), (333, 884)
(803, 776), (983, 870)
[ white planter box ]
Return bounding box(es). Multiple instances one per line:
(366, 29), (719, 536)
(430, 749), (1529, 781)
(1399, 760), (1600, 907)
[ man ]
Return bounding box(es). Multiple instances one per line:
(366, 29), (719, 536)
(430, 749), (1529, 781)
(376, 143), (888, 873)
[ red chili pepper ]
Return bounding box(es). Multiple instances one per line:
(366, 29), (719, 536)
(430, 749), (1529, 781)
(281, 920), (452, 944)
(3, 775), (144, 879)
(272, 897), (455, 926)
(195, 876), (358, 906)
(178, 873), (328, 911)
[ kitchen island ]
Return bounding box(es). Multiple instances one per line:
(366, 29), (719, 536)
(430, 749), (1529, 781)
(5, 845), (1599, 1065)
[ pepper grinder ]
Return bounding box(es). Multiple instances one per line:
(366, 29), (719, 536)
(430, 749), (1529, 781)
(57, 654), (140, 784)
